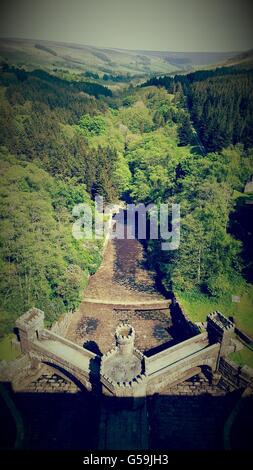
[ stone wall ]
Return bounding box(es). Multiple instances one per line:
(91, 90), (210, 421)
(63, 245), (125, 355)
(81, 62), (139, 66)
(4, 306), (253, 397)
(235, 327), (253, 350)
(83, 300), (170, 310)
(0, 354), (31, 383)
(159, 373), (227, 397)
(145, 332), (209, 375)
(23, 368), (79, 393)
(50, 312), (73, 337)
(146, 343), (220, 394)
(219, 357), (253, 389)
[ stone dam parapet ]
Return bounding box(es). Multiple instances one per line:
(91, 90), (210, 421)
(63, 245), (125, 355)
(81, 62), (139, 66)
(1, 306), (253, 396)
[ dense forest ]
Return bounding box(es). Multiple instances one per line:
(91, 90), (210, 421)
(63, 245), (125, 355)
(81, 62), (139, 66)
(0, 64), (124, 200)
(143, 67), (253, 151)
(0, 65), (125, 336)
(0, 149), (102, 335)
(0, 62), (253, 339)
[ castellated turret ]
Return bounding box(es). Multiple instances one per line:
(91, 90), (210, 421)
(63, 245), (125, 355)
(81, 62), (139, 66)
(100, 323), (146, 397)
(16, 308), (45, 353)
(115, 323), (135, 356)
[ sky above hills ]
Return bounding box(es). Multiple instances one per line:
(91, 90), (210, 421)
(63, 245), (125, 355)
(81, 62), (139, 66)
(0, 0), (252, 53)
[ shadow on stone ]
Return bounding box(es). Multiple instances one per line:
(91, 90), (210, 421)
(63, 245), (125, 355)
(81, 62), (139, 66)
(83, 340), (102, 356)
(1, 381), (251, 451)
(144, 339), (176, 357)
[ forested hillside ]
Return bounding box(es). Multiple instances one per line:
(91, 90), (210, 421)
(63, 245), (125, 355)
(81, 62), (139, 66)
(0, 65), (125, 336)
(0, 150), (102, 336)
(143, 67), (253, 151)
(123, 86), (252, 300)
(0, 64), (125, 200)
(137, 69), (253, 333)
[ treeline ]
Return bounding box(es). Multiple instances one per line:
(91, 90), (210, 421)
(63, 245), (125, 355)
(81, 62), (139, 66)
(0, 65), (125, 335)
(0, 64), (112, 97)
(0, 64), (121, 201)
(83, 71), (99, 80)
(0, 148), (102, 337)
(103, 73), (133, 82)
(142, 67), (253, 151)
(188, 74), (253, 151)
(128, 139), (253, 295)
(82, 71), (137, 83)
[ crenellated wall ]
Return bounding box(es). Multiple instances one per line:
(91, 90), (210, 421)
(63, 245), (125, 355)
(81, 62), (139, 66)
(100, 325), (147, 397)
(1, 308), (252, 397)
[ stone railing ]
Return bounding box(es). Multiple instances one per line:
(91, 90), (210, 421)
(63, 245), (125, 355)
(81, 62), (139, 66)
(38, 329), (97, 359)
(144, 332), (209, 375)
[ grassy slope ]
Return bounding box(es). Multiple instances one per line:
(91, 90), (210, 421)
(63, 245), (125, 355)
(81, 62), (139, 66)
(0, 38), (176, 75)
(177, 286), (253, 337)
(0, 335), (21, 361)
(222, 49), (253, 69)
(229, 347), (253, 368)
(178, 287), (253, 369)
(0, 39), (240, 76)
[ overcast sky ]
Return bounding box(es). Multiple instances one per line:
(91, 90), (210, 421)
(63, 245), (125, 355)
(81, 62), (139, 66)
(0, 0), (252, 52)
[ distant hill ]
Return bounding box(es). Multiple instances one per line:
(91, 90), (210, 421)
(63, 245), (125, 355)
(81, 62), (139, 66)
(0, 38), (239, 77)
(222, 49), (253, 68)
(133, 49), (238, 68)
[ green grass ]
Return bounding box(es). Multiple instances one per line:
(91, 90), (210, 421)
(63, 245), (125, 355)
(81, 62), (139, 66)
(0, 334), (21, 361)
(176, 285), (253, 337)
(229, 347), (253, 368)
(0, 38), (177, 76)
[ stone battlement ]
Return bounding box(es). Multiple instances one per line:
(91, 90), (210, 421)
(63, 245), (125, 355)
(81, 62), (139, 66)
(207, 311), (234, 332)
(115, 323), (135, 356)
(101, 344), (144, 369)
(101, 371), (147, 389)
(115, 323), (135, 341)
(8, 307), (252, 397)
(100, 346), (119, 364)
(100, 323), (146, 396)
(15, 308), (45, 353)
(16, 308), (44, 330)
(100, 369), (147, 397)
